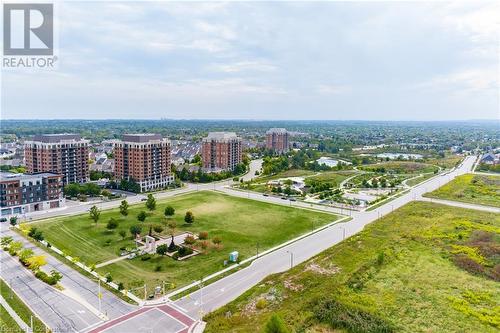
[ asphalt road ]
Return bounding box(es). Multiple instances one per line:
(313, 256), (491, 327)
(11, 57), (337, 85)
(174, 156), (478, 319)
(0, 223), (135, 332)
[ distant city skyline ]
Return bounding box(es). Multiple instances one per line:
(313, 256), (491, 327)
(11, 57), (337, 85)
(2, 1), (498, 120)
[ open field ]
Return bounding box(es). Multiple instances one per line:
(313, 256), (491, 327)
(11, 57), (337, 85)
(425, 174), (500, 208)
(360, 161), (439, 174)
(305, 171), (357, 186)
(204, 202), (500, 333)
(33, 191), (336, 294)
(0, 279), (46, 332)
(428, 155), (464, 169)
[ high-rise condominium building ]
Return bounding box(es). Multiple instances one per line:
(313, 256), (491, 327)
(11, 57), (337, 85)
(24, 134), (90, 185)
(202, 132), (242, 171)
(266, 128), (289, 153)
(113, 134), (173, 192)
(0, 172), (64, 216)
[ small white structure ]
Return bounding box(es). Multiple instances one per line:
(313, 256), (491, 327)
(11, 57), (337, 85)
(144, 235), (156, 253)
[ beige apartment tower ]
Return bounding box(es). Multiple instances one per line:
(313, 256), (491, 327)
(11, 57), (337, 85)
(24, 134), (90, 185)
(266, 128), (289, 153)
(202, 132), (242, 171)
(113, 134), (173, 192)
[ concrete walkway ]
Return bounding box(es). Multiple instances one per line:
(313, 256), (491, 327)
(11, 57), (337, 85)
(0, 294), (31, 332)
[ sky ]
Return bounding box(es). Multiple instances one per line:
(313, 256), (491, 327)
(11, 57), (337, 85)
(1, 1), (499, 120)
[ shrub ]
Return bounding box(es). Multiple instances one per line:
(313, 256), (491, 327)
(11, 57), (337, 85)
(177, 246), (193, 258)
(184, 211), (194, 224)
(28, 227), (44, 241)
(184, 235), (196, 245)
(119, 230), (127, 240)
(256, 298), (268, 310)
(265, 314), (289, 333)
(198, 231), (208, 240)
(155, 265), (162, 272)
(199, 240), (210, 250)
(105, 274), (113, 283)
(156, 244), (168, 255)
(164, 206), (175, 218)
(118, 282), (124, 291)
(313, 297), (394, 333)
(153, 225), (164, 234)
(137, 211), (147, 222)
(106, 218), (119, 230)
(141, 254), (152, 261)
(212, 236), (222, 246)
(1, 236), (13, 246)
(9, 216), (18, 226)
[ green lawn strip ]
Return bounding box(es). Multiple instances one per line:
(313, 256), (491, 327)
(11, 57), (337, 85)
(0, 279), (47, 333)
(305, 171), (358, 186)
(405, 173), (435, 187)
(360, 161), (439, 174)
(33, 191), (336, 296)
(424, 174), (500, 208)
(204, 202), (500, 333)
(254, 169), (317, 182)
(0, 304), (22, 333)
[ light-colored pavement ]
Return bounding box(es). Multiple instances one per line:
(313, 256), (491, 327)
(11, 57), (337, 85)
(0, 223), (135, 332)
(174, 156), (479, 318)
(419, 197), (500, 213)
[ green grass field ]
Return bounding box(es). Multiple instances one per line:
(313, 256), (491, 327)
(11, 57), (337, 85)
(305, 171), (357, 186)
(255, 169), (317, 182)
(204, 202), (500, 333)
(425, 174), (500, 207)
(33, 191), (336, 294)
(0, 279), (46, 333)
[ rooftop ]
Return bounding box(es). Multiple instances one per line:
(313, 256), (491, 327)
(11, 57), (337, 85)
(30, 134), (85, 143)
(121, 133), (164, 143)
(266, 128), (288, 134)
(0, 171), (61, 182)
(203, 132), (240, 142)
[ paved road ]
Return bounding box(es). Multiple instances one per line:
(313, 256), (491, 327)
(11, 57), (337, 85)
(0, 223), (135, 332)
(174, 156), (478, 318)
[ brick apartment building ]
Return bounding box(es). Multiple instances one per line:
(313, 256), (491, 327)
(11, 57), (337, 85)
(24, 134), (90, 185)
(202, 132), (242, 171)
(266, 128), (289, 154)
(0, 172), (64, 216)
(114, 134), (173, 192)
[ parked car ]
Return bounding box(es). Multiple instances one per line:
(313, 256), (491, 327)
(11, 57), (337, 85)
(289, 198), (296, 202)
(0, 218), (7, 223)
(263, 193), (269, 197)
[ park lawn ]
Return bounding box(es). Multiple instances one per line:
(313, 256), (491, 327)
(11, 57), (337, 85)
(0, 279), (47, 333)
(361, 161), (439, 174)
(204, 202), (500, 333)
(405, 173), (435, 187)
(428, 154), (463, 169)
(425, 174), (500, 208)
(34, 191), (336, 293)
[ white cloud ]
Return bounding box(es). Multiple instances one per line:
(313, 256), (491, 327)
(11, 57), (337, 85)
(415, 67), (498, 93)
(316, 84), (350, 95)
(208, 61), (277, 73)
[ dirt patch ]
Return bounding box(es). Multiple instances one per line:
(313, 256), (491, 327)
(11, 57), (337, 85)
(305, 262), (341, 275)
(284, 278), (303, 291)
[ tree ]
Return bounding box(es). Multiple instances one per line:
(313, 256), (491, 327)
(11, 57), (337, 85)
(64, 183), (81, 197)
(119, 230), (127, 240)
(184, 211), (194, 224)
(156, 244), (168, 255)
(119, 200), (129, 216)
(153, 225), (164, 234)
(106, 218), (119, 230)
(89, 205), (100, 224)
(129, 225), (142, 238)
(49, 270), (63, 284)
(9, 216), (17, 226)
(265, 314), (289, 333)
(145, 194), (156, 211)
(137, 211), (147, 222)
(26, 255), (47, 271)
(164, 206), (175, 218)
